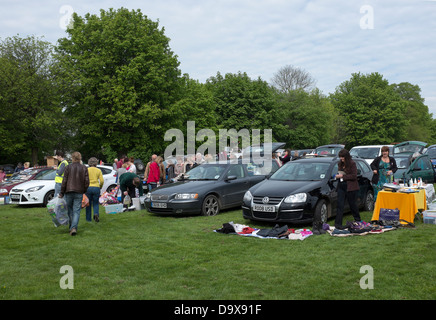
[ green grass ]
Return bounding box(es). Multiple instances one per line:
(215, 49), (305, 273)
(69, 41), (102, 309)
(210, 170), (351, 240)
(0, 204), (435, 300)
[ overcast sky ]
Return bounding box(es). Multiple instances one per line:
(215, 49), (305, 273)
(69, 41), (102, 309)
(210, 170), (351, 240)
(1, 0), (435, 116)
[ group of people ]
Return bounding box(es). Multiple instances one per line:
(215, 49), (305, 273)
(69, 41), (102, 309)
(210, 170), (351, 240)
(333, 146), (397, 230)
(49, 144), (398, 236)
(54, 151), (104, 236)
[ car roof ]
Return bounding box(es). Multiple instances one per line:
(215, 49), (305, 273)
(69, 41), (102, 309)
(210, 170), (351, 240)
(351, 145), (393, 148)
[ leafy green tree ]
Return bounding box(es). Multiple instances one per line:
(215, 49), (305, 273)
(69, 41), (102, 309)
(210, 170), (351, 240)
(330, 72), (408, 148)
(56, 8), (183, 161)
(0, 35), (64, 165)
(275, 88), (336, 149)
(205, 72), (283, 145)
(391, 82), (433, 143)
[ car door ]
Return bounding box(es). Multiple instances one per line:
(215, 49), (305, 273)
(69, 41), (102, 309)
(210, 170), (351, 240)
(409, 155), (435, 183)
(221, 164), (250, 207)
(327, 163), (340, 215)
(355, 160), (372, 207)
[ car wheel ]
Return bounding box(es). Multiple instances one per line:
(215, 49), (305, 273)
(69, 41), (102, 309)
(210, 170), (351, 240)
(43, 190), (55, 206)
(363, 189), (374, 212)
(106, 184), (117, 193)
(201, 195), (220, 216)
(314, 199), (328, 223)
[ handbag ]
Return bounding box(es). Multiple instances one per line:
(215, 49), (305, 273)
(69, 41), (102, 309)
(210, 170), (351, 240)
(379, 208), (400, 221)
(82, 194), (90, 208)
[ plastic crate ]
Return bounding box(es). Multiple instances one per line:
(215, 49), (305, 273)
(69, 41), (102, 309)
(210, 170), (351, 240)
(423, 211), (436, 224)
(105, 203), (123, 214)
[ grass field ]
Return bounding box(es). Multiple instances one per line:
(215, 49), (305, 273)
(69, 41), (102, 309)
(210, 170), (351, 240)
(0, 203), (435, 301)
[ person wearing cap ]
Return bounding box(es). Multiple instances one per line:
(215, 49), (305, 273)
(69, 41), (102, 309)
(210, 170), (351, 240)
(54, 151), (69, 197)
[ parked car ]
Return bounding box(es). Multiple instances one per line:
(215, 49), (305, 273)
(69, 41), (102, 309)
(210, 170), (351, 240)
(0, 164), (15, 178)
(393, 153), (435, 184)
(393, 141), (427, 155)
(9, 169), (57, 206)
(144, 160), (281, 216)
(242, 156), (374, 224)
(242, 142), (286, 160)
(0, 167), (54, 199)
(350, 145), (394, 165)
(314, 144), (345, 156)
(9, 165), (117, 206)
(424, 144), (436, 169)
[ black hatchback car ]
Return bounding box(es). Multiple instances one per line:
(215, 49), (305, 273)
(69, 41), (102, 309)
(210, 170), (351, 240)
(144, 160), (280, 216)
(242, 156), (374, 224)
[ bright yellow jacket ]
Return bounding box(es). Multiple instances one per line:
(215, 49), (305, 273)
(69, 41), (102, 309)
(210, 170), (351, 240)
(88, 167), (104, 189)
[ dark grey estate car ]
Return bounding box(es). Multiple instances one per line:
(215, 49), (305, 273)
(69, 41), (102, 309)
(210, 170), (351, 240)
(242, 156), (374, 224)
(144, 160), (280, 216)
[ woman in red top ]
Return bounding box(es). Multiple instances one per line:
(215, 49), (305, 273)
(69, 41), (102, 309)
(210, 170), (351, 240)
(146, 160), (160, 191)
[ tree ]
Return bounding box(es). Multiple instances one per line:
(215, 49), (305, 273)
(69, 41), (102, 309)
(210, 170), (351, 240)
(56, 8), (183, 161)
(0, 35), (64, 165)
(206, 72), (283, 145)
(274, 88), (336, 149)
(271, 65), (316, 93)
(391, 82), (433, 143)
(330, 72), (408, 148)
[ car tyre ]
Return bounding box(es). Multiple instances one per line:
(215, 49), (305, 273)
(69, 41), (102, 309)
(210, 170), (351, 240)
(363, 189), (374, 212)
(201, 195), (220, 216)
(314, 199), (328, 224)
(43, 190), (55, 206)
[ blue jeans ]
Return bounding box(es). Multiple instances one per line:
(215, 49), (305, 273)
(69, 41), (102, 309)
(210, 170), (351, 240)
(54, 183), (62, 197)
(64, 192), (83, 231)
(85, 187), (100, 221)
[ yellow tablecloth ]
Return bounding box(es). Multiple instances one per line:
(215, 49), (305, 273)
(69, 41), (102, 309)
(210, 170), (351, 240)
(372, 189), (426, 223)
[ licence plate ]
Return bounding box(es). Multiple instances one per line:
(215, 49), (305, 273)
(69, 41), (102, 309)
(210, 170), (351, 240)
(254, 204), (275, 212)
(10, 194), (20, 200)
(151, 202), (167, 208)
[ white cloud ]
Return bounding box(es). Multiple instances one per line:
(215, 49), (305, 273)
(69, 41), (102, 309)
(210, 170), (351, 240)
(1, 0), (435, 115)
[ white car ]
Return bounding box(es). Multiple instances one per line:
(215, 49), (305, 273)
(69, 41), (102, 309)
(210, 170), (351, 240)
(350, 145), (394, 165)
(9, 165), (117, 206)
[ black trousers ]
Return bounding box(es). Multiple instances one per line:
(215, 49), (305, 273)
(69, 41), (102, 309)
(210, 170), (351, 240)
(335, 182), (361, 226)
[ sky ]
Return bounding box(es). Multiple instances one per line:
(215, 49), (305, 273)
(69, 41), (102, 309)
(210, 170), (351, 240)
(1, 0), (436, 116)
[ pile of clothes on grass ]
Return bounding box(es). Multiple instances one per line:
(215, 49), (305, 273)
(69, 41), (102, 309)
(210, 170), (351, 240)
(214, 221), (330, 240)
(327, 220), (414, 237)
(99, 185), (121, 206)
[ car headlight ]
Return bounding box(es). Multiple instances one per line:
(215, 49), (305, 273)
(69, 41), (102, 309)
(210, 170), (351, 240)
(0, 188), (8, 195)
(175, 193), (198, 200)
(145, 193), (151, 199)
(243, 191), (252, 202)
(25, 186), (44, 193)
(284, 193), (307, 203)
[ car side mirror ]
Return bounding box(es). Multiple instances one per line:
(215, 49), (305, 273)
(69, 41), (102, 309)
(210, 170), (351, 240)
(226, 175), (237, 181)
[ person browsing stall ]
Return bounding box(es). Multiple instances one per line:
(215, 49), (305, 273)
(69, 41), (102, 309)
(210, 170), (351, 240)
(335, 149), (361, 229)
(370, 146), (398, 201)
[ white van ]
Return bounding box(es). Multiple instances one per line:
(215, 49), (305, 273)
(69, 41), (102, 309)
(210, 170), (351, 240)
(350, 145), (394, 165)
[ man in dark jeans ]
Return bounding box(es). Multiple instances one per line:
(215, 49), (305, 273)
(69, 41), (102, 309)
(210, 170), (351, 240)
(59, 152), (89, 236)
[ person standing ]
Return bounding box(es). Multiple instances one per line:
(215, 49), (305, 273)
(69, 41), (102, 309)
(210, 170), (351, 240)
(146, 158), (160, 191)
(335, 149), (361, 229)
(86, 157), (104, 222)
(370, 146), (398, 201)
(54, 151), (69, 197)
(59, 152), (89, 236)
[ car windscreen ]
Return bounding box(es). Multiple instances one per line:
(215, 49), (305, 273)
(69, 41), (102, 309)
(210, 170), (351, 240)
(426, 148), (436, 158)
(34, 169), (56, 180)
(315, 147), (342, 155)
(350, 147), (379, 159)
(394, 144), (424, 154)
(270, 162), (331, 181)
(394, 157), (410, 169)
(185, 164), (227, 180)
